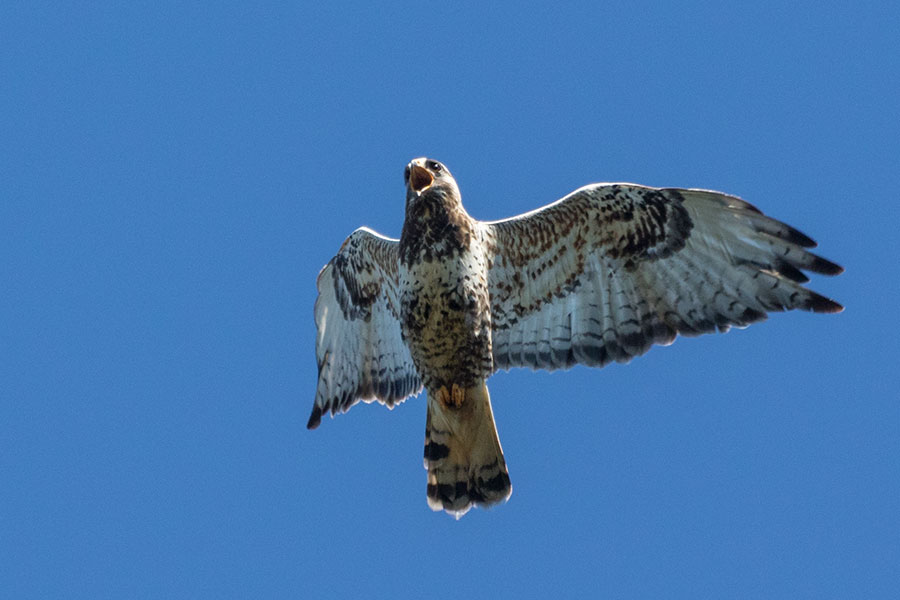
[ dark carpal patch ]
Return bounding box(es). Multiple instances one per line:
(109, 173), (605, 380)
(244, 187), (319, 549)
(604, 188), (693, 266)
(328, 231), (402, 322)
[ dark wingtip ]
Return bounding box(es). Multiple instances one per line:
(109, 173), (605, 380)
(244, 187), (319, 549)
(775, 260), (810, 283)
(741, 307), (768, 324)
(811, 256), (844, 276)
(784, 225), (817, 248)
(306, 404), (323, 430)
(807, 292), (844, 314)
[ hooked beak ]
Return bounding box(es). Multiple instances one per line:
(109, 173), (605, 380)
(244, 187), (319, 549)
(408, 164), (434, 193)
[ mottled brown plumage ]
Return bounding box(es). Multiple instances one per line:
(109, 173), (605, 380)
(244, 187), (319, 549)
(309, 158), (843, 517)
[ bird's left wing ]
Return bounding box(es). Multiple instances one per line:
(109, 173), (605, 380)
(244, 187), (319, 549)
(483, 184), (843, 373)
(308, 227), (422, 429)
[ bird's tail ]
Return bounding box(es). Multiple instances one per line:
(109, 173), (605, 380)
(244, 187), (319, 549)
(424, 380), (511, 517)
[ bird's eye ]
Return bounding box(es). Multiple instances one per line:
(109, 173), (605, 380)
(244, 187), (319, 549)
(404, 165), (410, 181)
(429, 161), (442, 173)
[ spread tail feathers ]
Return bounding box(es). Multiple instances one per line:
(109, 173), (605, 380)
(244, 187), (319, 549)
(424, 381), (511, 518)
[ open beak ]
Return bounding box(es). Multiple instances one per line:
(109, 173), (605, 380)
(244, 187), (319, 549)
(408, 164), (434, 193)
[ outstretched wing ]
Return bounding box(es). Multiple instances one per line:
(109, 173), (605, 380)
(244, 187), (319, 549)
(308, 227), (422, 429)
(484, 184), (843, 372)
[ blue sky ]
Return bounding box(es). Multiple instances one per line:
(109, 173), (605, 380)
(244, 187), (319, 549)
(2, 2), (898, 598)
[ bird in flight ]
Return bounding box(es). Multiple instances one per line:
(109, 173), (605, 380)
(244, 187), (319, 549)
(308, 158), (843, 517)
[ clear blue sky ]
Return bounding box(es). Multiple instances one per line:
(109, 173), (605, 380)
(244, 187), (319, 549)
(2, 2), (898, 598)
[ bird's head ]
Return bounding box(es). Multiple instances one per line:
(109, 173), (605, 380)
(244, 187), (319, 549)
(404, 158), (460, 207)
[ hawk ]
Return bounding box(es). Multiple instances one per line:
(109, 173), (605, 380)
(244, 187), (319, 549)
(308, 158), (843, 517)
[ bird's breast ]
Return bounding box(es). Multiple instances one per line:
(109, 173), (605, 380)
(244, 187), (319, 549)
(398, 234), (494, 386)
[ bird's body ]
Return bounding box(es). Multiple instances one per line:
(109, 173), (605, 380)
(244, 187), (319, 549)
(398, 171), (510, 512)
(398, 189), (492, 392)
(308, 158), (843, 517)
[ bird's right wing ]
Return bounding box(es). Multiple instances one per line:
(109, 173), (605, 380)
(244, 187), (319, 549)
(308, 227), (422, 429)
(483, 184), (843, 372)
